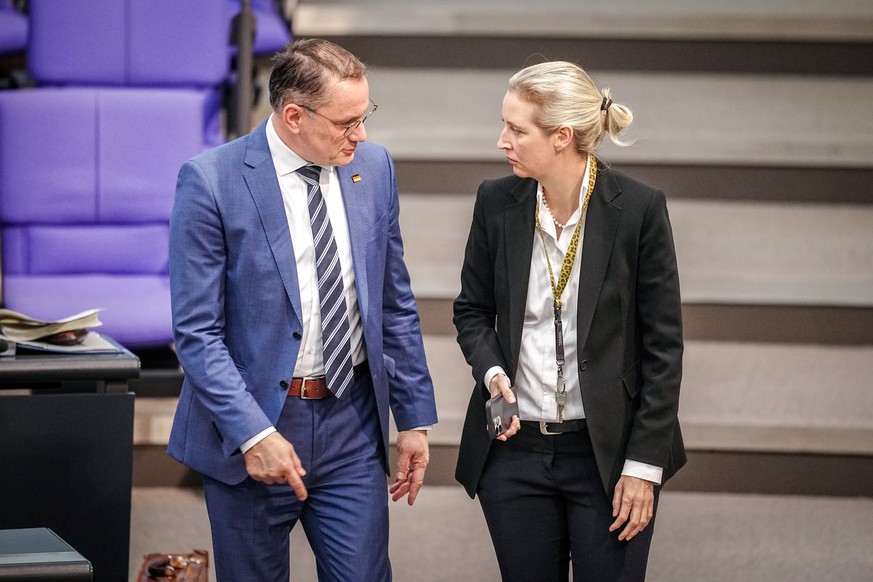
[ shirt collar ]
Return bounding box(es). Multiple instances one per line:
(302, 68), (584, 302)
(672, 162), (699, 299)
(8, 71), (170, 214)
(265, 114), (334, 176)
(536, 154), (593, 230)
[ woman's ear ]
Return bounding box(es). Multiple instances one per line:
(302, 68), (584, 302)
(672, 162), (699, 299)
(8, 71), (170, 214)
(553, 125), (574, 152)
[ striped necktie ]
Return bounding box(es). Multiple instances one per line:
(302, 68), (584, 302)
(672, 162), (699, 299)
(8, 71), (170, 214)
(295, 165), (355, 398)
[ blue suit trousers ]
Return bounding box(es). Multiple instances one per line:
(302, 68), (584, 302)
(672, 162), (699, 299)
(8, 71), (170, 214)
(202, 374), (391, 582)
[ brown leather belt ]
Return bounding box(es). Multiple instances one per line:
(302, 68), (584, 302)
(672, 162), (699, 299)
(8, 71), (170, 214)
(288, 376), (332, 399)
(287, 362), (369, 399)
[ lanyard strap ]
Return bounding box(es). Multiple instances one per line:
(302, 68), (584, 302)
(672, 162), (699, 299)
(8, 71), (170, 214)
(534, 157), (598, 311)
(534, 157), (598, 421)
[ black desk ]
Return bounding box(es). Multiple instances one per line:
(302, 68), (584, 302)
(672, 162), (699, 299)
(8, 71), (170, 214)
(0, 527), (92, 580)
(0, 339), (139, 582)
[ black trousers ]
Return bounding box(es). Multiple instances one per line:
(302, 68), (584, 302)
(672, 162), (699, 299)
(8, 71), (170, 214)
(477, 422), (657, 582)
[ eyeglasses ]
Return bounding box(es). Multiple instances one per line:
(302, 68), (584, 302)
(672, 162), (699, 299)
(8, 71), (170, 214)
(301, 99), (378, 138)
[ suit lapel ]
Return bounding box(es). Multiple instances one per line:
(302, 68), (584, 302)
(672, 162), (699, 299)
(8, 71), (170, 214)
(242, 121), (303, 329)
(506, 179), (537, 374)
(576, 165), (621, 353)
(337, 163), (371, 327)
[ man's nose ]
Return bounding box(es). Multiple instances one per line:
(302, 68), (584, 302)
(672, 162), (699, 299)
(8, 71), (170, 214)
(350, 122), (367, 142)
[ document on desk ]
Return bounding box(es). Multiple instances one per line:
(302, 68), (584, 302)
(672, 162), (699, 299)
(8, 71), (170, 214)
(4, 331), (122, 354)
(0, 308), (102, 342)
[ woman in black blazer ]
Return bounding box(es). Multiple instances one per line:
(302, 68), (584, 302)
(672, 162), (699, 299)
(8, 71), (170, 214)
(453, 61), (685, 581)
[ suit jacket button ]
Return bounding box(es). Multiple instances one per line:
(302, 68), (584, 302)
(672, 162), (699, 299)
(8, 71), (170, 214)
(580, 360), (588, 371)
(279, 380), (288, 389)
(293, 331), (302, 340)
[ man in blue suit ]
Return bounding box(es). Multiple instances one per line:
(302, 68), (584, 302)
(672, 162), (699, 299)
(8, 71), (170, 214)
(167, 39), (438, 581)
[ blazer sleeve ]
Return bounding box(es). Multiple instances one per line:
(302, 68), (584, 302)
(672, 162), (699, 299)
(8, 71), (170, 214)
(453, 181), (508, 386)
(624, 188), (684, 469)
(170, 160), (273, 456)
(377, 150), (438, 430)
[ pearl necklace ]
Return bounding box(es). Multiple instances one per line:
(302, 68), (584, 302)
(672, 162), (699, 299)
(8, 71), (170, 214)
(541, 192), (574, 229)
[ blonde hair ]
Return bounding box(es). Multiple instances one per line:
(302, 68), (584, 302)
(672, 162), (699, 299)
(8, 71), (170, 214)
(508, 61), (633, 153)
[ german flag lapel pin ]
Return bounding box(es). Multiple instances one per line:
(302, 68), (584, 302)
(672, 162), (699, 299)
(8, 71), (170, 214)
(352, 174), (362, 183)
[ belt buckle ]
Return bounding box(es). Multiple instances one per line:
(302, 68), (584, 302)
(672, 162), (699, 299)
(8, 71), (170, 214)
(299, 377), (321, 399)
(539, 421), (561, 436)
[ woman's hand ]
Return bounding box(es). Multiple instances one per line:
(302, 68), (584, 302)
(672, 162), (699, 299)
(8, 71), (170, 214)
(609, 476), (655, 541)
(489, 373), (521, 441)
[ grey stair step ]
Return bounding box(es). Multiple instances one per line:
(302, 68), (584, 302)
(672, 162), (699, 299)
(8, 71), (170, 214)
(422, 338), (873, 454)
(301, 34), (873, 77)
(669, 200), (873, 306)
(295, 0), (873, 43)
(417, 298), (873, 345)
(131, 339), (873, 454)
(680, 341), (873, 444)
(128, 486), (873, 581)
(251, 66), (873, 168)
(680, 424), (873, 456)
(363, 68), (873, 168)
(133, 397), (177, 446)
(393, 161), (873, 204)
(399, 194), (873, 308)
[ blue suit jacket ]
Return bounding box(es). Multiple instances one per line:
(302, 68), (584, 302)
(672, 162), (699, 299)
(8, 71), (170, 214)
(167, 120), (438, 485)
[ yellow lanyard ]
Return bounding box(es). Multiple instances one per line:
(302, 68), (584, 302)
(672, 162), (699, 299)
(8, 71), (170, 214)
(534, 157), (597, 421)
(534, 158), (597, 310)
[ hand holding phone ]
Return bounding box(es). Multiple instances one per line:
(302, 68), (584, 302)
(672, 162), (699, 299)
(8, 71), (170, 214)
(485, 392), (519, 439)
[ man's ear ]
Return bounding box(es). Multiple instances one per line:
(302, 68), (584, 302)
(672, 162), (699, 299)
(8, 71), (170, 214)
(281, 103), (305, 133)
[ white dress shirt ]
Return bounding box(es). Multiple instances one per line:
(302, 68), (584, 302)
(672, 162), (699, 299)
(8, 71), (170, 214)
(242, 117), (429, 453)
(241, 117), (364, 452)
(266, 116), (365, 374)
(485, 157), (663, 484)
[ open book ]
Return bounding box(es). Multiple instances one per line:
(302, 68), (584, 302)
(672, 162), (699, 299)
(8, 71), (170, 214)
(0, 308), (103, 343)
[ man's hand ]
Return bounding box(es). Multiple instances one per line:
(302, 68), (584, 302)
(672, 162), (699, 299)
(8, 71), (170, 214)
(609, 475), (655, 541)
(489, 373), (520, 441)
(243, 431), (308, 500)
(389, 429), (429, 506)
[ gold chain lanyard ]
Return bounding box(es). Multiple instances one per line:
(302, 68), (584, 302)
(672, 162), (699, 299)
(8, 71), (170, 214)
(534, 157), (597, 422)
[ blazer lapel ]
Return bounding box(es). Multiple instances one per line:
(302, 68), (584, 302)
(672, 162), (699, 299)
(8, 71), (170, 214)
(506, 179), (537, 375)
(576, 165), (621, 352)
(242, 121), (303, 328)
(336, 163), (371, 327)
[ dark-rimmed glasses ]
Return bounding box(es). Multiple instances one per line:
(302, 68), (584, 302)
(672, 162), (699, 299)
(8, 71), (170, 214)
(301, 99), (378, 138)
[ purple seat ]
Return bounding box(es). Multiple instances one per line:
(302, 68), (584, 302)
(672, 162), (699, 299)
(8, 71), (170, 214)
(250, 0), (292, 56)
(26, 0), (230, 147)
(28, 0), (230, 87)
(226, 0), (292, 57)
(0, 0), (26, 55)
(0, 88), (210, 347)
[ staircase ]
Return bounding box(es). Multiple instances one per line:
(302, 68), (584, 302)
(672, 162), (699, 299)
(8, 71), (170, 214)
(287, 0), (873, 494)
(134, 0), (873, 494)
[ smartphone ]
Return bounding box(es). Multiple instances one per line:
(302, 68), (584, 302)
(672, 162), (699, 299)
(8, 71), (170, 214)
(485, 393), (519, 439)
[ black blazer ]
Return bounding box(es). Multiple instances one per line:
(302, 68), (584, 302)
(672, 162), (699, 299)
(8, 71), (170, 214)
(453, 162), (686, 498)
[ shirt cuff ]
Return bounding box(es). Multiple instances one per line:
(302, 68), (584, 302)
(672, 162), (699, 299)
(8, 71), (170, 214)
(240, 426), (277, 454)
(484, 366), (507, 391)
(622, 459), (663, 485)
(407, 426), (432, 431)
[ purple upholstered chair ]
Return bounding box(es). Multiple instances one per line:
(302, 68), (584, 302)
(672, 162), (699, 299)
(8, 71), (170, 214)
(27, 0), (231, 147)
(2, 1), (234, 349)
(226, 0), (292, 57)
(28, 0), (229, 87)
(0, 88), (210, 347)
(0, 0), (26, 56)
